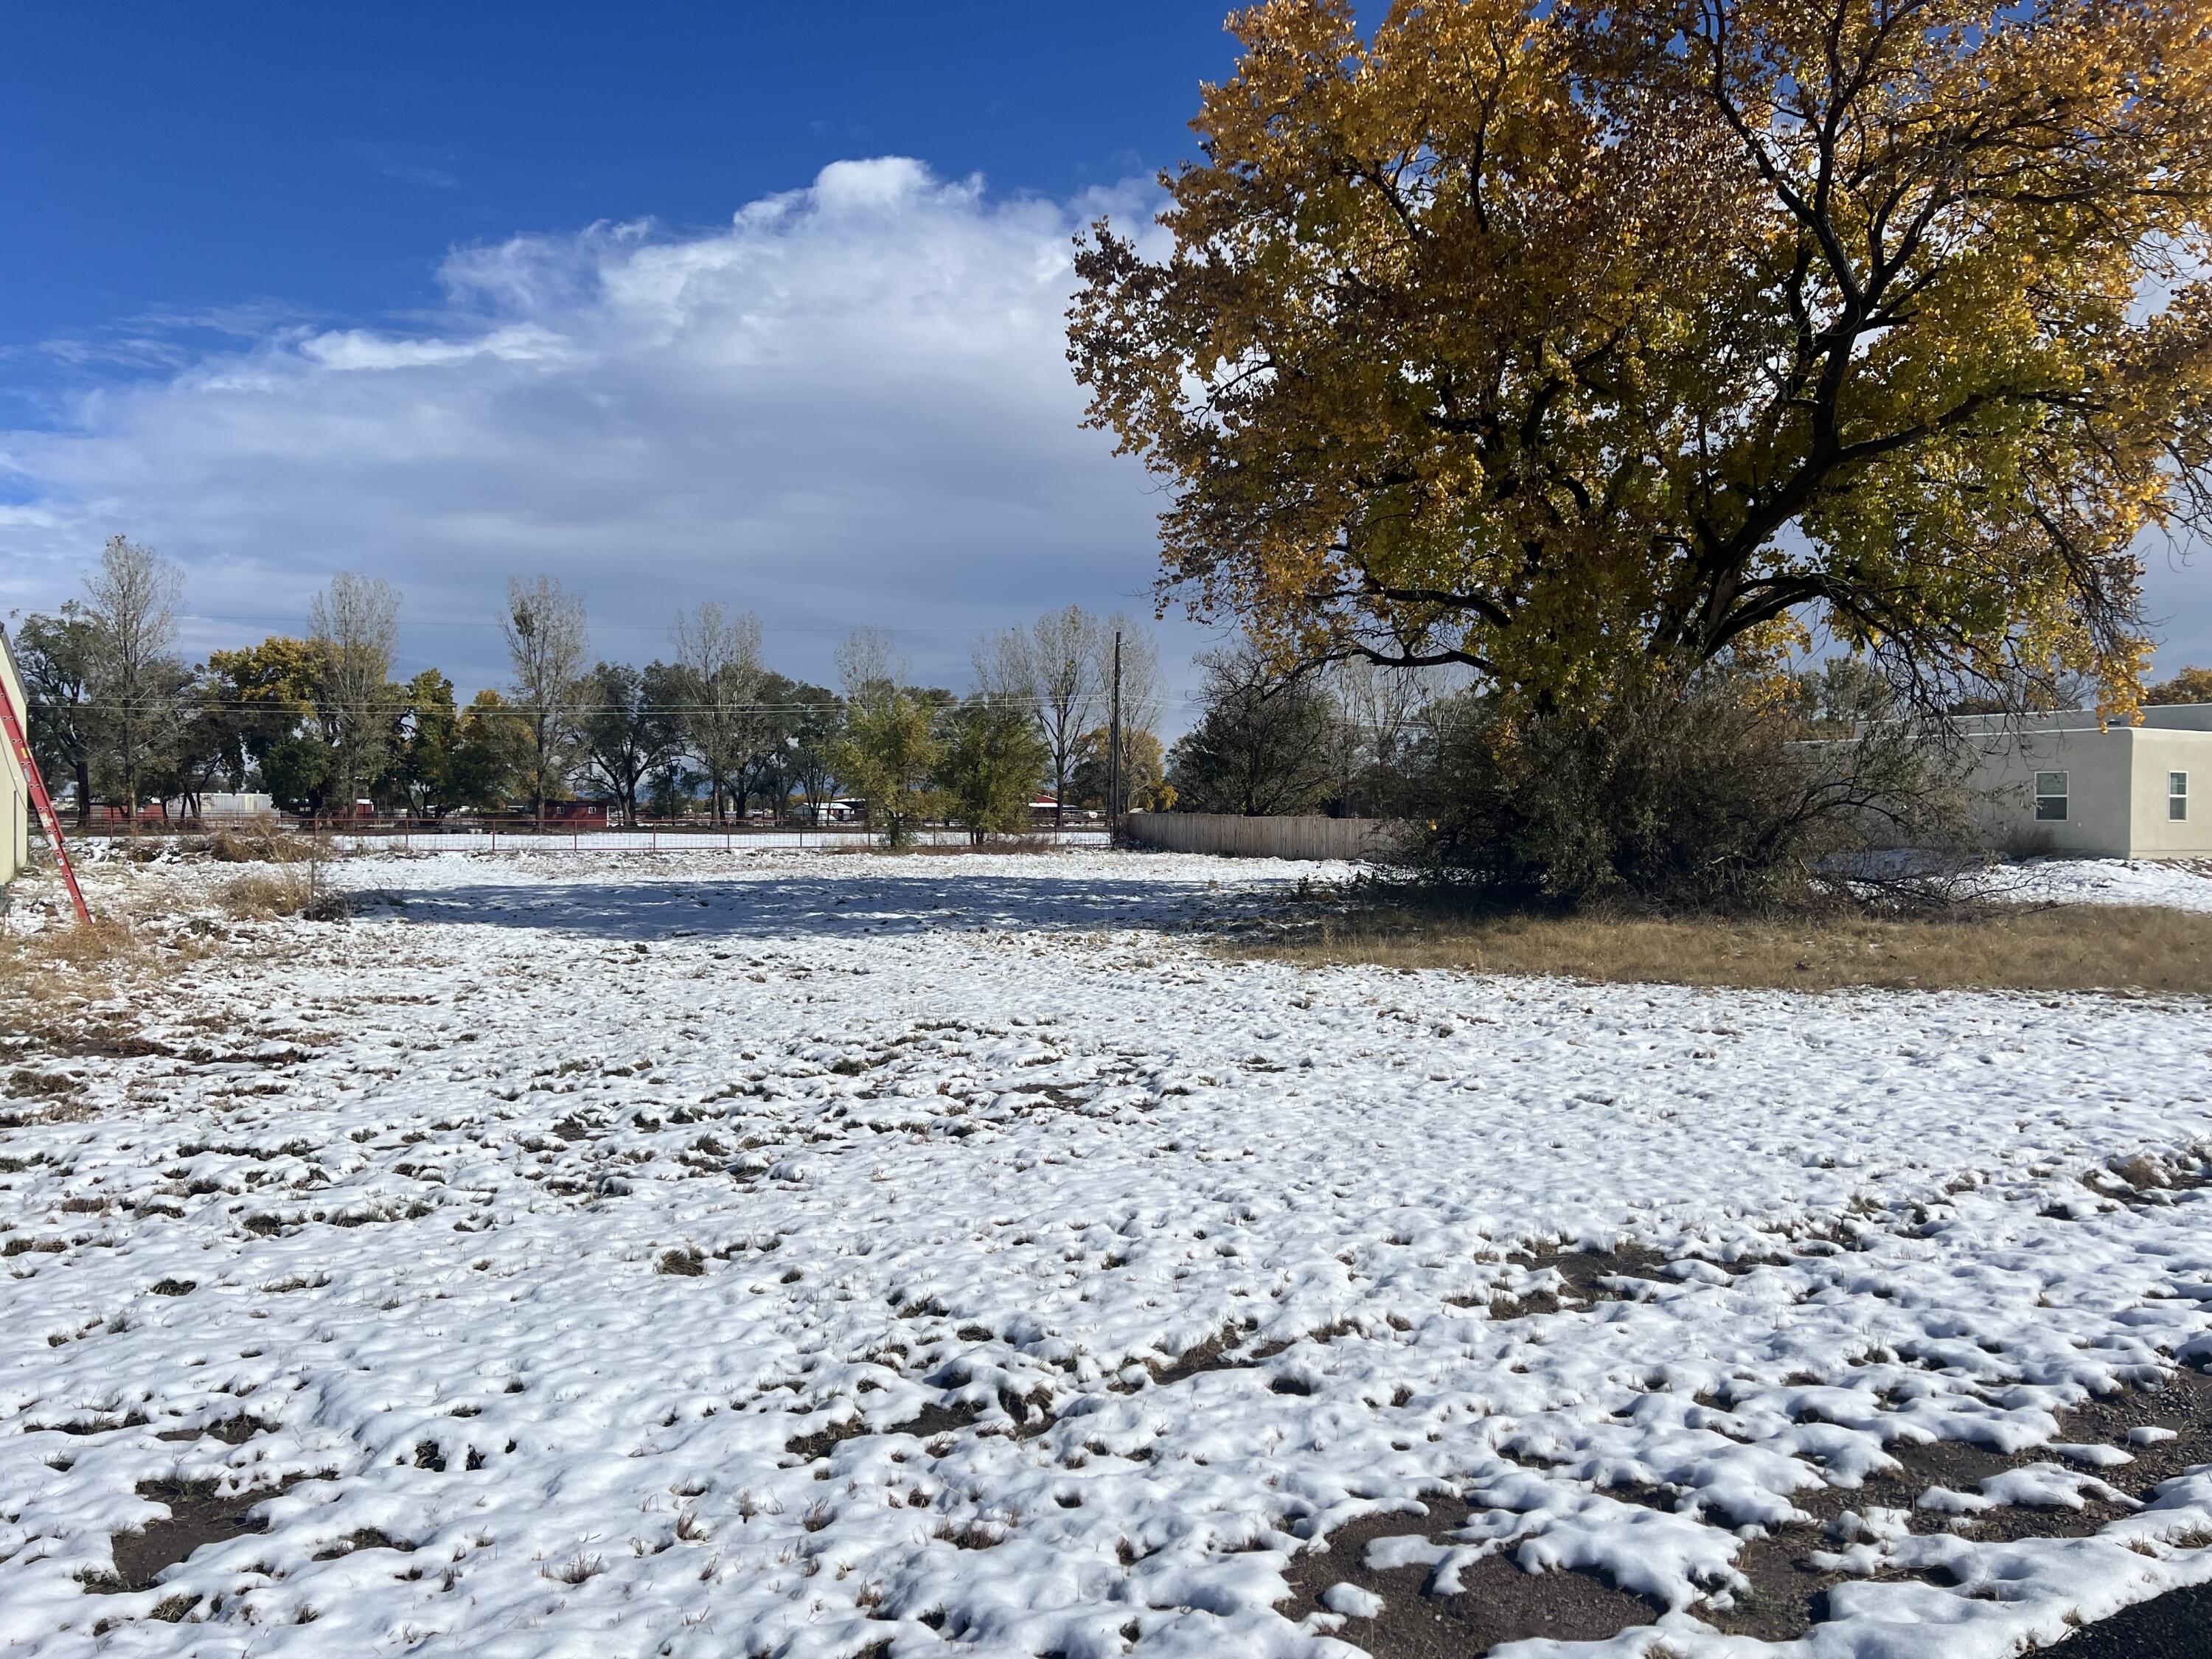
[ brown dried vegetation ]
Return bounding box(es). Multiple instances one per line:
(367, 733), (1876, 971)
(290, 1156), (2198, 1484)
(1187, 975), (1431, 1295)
(1234, 902), (2212, 996)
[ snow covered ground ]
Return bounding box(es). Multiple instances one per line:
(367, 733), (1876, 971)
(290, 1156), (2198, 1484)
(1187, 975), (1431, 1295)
(2, 847), (2211, 1658)
(1990, 857), (2212, 914)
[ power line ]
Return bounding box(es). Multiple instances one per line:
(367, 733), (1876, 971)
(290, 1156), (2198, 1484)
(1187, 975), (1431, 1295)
(19, 692), (1199, 716)
(173, 611), (1057, 638)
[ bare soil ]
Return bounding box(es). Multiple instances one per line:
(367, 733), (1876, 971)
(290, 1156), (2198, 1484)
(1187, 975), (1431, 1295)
(98, 1475), (307, 1594)
(2047, 1583), (2212, 1655)
(1279, 1495), (1666, 1656)
(1278, 1291), (2212, 1656)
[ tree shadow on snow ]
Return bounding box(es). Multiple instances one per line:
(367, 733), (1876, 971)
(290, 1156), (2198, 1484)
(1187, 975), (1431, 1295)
(355, 869), (1290, 942)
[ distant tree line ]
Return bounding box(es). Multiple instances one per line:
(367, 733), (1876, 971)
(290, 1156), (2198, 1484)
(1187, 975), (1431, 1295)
(1164, 645), (1448, 821)
(7, 540), (1170, 835)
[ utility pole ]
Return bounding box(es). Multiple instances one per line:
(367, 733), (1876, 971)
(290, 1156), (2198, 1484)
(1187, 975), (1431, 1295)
(1107, 629), (1123, 838)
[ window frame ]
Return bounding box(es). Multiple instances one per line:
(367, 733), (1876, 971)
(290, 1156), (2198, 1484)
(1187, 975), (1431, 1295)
(2034, 770), (2070, 822)
(2172, 771), (2189, 823)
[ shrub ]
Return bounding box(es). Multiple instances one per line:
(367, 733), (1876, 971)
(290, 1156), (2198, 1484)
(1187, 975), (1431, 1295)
(208, 819), (315, 863)
(216, 870), (348, 921)
(1403, 671), (1966, 911)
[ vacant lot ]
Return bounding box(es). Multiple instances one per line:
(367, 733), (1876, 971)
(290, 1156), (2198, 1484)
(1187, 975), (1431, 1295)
(3, 848), (2211, 1658)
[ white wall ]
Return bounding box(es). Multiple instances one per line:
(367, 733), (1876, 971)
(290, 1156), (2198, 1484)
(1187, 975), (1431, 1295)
(1956, 720), (2212, 859)
(2128, 731), (2208, 858)
(0, 629), (30, 888)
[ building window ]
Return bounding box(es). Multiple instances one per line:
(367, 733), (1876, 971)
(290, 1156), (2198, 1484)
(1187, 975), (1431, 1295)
(2173, 771), (2190, 822)
(2034, 771), (2069, 821)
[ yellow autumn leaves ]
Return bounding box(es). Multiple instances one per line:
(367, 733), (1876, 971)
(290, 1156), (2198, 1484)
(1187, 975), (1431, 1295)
(1069, 0), (2212, 717)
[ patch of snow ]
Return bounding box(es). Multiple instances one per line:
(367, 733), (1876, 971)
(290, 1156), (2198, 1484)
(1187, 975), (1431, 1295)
(1991, 857), (2212, 913)
(1319, 1582), (1383, 1618)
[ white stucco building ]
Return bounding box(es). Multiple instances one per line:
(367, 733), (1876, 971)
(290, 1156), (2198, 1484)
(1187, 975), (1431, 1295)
(1953, 705), (2211, 859)
(0, 627), (32, 889)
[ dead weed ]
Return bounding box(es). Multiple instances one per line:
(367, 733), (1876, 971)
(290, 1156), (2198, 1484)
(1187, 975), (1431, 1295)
(1, 888), (292, 1062)
(215, 871), (348, 922)
(204, 822), (316, 864)
(215, 870), (313, 920)
(0, 915), (146, 1039)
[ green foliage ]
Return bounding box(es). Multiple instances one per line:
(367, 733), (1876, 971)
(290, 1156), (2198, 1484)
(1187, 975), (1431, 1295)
(380, 673), (525, 817)
(451, 691), (530, 815)
(1407, 671), (1966, 911)
(197, 635), (408, 815)
(204, 637), (326, 807)
(387, 672), (457, 816)
(777, 681), (844, 821)
(828, 692), (941, 848)
(257, 730), (335, 813)
(2146, 667), (2212, 707)
(938, 696), (1049, 841)
(10, 606), (100, 821)
(580, 661), (684, 825)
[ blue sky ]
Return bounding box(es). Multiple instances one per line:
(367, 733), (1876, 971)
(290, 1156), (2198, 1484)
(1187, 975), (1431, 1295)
(4, 3), (1237, 372)
(1, 2), (1242, 698)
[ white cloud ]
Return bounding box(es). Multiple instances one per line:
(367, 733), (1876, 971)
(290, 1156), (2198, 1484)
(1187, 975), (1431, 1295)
(0, 160), (1211, 698)
(6, 159), (2201, 705)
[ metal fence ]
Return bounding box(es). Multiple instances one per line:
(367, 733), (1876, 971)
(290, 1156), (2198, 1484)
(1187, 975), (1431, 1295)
(71, 815), (1110, 855)
(67, 808), (1415, 861)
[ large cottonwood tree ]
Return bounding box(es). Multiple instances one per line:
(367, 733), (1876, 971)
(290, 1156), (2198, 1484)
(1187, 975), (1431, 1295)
(1070, 0), (2212, 717)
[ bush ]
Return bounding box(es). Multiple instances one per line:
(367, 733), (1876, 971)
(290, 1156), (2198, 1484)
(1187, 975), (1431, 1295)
(215, 870), (349, 921)
(215, 871), (312, 919)
(1403, 672), (1966, 912)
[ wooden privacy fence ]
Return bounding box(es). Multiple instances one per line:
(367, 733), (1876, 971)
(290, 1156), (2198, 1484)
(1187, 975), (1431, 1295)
(1123, 812), (1398, 860)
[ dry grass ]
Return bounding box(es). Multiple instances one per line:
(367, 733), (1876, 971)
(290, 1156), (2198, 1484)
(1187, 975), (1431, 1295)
(1231, 901), (2212, 995)
(213, 866), (350, 922)
(205, 821), (317, 863)
(2, 860), (326, 1067)
(103, 821), (324, 865)
(921, 835), (1075, 855)
(215, 869), (316, 920)
(0, 910), (206, 1068)
(0, 912), (147, 1007)
(808, 834), (1080, 856)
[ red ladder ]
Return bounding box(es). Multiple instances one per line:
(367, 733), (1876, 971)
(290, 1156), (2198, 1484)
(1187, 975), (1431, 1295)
(0, 673), (93, 926)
